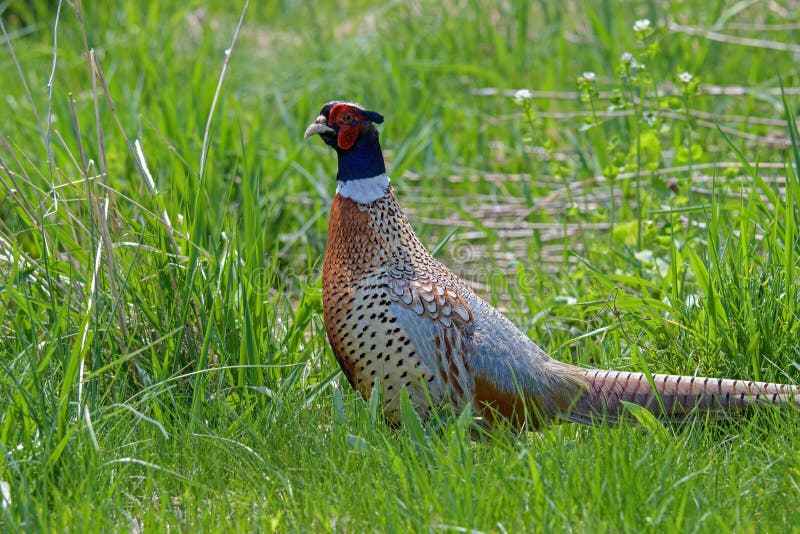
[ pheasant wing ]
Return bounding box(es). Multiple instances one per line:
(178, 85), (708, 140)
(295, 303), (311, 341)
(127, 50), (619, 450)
(386, 268), (474, 410)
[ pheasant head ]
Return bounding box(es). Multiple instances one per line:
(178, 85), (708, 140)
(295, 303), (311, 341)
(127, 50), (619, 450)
(304, 101), (386, 183)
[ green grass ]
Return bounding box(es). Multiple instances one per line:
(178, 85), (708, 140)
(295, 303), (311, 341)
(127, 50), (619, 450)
(1, 0), (800, 531)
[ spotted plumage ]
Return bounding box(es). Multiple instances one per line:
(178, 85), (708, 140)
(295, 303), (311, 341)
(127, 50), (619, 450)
(305, 101), (800, 428)
(322, 190), (474, 419)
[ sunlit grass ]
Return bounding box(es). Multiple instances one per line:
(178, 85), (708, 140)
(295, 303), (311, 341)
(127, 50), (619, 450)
(1, 1), (799, 531)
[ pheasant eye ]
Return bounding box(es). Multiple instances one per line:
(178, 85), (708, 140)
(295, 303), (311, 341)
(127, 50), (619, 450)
(341, 112), (354, 124)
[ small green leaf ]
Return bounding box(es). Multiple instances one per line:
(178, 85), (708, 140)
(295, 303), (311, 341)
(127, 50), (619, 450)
(621, 401), (670, 446)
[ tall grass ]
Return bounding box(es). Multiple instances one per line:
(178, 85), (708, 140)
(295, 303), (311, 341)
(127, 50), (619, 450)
(1, 1), (799, 530)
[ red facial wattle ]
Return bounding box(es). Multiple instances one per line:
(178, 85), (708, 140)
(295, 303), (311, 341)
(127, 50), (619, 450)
(328, 103), (361, 150)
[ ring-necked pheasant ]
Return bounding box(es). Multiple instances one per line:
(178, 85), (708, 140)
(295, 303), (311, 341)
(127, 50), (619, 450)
(305, 100), (799, 428)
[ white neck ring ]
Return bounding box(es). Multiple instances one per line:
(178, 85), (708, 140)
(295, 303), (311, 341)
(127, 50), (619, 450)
(336, 173), (390, 203)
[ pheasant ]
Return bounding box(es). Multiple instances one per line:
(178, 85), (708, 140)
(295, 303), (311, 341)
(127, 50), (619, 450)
(304, 100), (800, 428)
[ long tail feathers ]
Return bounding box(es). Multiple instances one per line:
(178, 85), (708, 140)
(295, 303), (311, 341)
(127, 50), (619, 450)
(568, 369), (800, 425)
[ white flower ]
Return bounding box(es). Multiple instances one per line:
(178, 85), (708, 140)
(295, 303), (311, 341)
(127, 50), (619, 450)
(620, 52), (633, 64)
(582, 71), (596, 82)
(513, 89), (533, 103)
(633, 19), (651, 32)
(679, 71), (693, 84)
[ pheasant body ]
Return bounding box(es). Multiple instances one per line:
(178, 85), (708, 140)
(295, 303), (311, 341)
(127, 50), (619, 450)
(322, 189), (464, 419)
(322, 188), (589, 424)
(306, 101), (800, 428)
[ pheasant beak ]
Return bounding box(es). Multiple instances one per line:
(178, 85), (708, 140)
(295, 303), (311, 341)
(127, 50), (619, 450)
(304, 115), (335, 138)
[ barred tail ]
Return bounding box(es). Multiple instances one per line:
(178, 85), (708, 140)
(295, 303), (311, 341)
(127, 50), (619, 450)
(568, 369), (800, 424)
